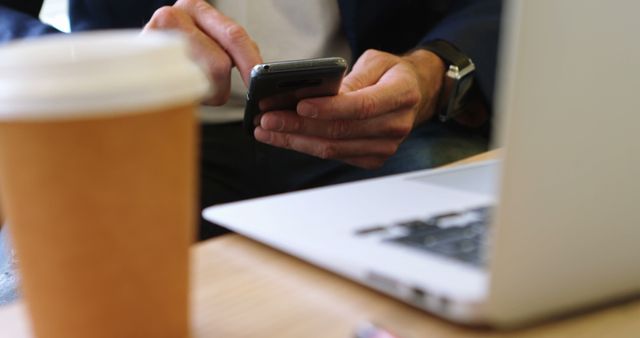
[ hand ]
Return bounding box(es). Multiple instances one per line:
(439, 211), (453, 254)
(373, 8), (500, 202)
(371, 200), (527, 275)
(254, 49), (445, 169)
(143, 0), (262, 105)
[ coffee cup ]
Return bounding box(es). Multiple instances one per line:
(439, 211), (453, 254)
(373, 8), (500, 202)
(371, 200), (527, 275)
(0, 30), (209, 338)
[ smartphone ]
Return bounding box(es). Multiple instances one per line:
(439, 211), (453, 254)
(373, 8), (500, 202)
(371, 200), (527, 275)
(244, 57), (348, 135)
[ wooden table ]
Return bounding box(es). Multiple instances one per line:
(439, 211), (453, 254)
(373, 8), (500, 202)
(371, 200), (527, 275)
(2, 150), (640, 338)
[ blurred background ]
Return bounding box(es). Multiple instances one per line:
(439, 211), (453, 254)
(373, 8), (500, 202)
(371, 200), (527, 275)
(41, 0), (70, 32)
(1, 0), (69, 306)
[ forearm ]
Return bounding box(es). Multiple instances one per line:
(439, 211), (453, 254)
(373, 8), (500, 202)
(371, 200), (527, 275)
(0, 5), (60, 43)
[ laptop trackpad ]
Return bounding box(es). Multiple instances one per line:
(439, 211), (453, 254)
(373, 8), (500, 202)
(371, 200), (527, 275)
(407, 161), (499, 196)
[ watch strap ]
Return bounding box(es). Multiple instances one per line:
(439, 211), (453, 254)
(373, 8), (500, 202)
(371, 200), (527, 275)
(420, 39), (472, 69)
(420, 39), (475, 122)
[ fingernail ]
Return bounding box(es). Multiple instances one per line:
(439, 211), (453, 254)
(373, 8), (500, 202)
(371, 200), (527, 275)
(298, 101), (318, 118)
(261, 115), (284, 131)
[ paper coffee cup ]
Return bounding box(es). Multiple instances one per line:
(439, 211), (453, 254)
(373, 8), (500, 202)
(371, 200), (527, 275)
(0, 30), (209, 338)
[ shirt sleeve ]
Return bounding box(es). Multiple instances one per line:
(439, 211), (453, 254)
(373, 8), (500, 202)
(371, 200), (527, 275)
(419, 0), (503, 107)
(0, 4), (61, 43)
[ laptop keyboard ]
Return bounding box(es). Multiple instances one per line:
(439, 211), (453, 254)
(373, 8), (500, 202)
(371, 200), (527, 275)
(355, 206), (492, 267)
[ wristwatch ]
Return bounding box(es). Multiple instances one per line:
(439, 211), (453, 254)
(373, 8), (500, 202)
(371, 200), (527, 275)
(421, 40), (476, 122)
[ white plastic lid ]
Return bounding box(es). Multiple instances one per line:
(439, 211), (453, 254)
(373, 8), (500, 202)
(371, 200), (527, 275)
(0, 30), (211, 120)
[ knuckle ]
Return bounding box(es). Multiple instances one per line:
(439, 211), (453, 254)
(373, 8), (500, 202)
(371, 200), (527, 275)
(340, 79), (358, 92)
(282, 133), (295, 149)
(359, 95), (377, 119)
(330, 120), (351, 139)
(403, 87), (421, 108)
(362, 49), (394, 64)
(292, 116), (303, 132)
(209, 57), (232, 81)
(149, 6), (181, 27)
(318, 143), (338, 159)
(361, 49), (382, 61)
(225, 23), (250, 44)
(341, 74), (366, 92)
(186, 0), (212, 13)
(205, 57), (232, 105)
(177, 0), (199, 8)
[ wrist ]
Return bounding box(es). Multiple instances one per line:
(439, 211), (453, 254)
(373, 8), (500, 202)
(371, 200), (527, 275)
(420, 40), (477, 123)
(402, 49), (446, 124)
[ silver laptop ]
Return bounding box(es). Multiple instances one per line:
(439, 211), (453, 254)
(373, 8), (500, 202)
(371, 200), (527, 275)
(203, 0), (640, 327)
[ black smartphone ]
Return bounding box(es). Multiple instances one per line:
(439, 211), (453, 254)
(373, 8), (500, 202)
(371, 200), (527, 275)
(244, 57), (348, 135)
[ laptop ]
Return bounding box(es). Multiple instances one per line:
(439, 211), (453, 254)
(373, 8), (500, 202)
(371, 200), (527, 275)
(203, 0), (640, 327)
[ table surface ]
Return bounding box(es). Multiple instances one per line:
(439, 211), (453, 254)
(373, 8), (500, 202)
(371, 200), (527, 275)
(2, 150), (640, 338)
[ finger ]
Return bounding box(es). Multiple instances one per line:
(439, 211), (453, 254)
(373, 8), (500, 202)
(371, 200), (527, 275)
(177, 27), (232, 105)
(260, 109), (413, 140)
(254, 127), (400, 160)
(188, 30), (232, 105)
(174, 0), (262, 86)
(297, 69), (420, 120)
(340, 49), (398, 93)
(341, 156), (388, 170)
(144, 6), (231, 105)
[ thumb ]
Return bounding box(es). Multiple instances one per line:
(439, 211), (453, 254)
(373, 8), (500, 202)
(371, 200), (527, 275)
(340, 49), (397, 93)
